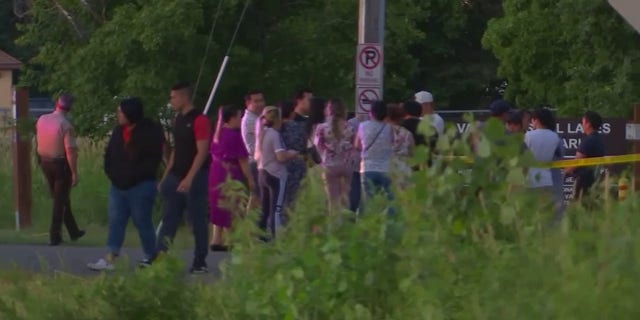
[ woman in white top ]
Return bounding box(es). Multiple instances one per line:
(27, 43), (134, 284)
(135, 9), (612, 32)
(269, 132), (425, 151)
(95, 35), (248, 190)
(313, 99), (356, 214)
(255, 106), (299, 238)
(524, 108), (563, 202)
(355, 100), (395, 215)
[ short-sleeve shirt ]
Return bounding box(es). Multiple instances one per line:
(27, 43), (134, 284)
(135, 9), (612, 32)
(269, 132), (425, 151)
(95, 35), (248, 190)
(421, 113), (445, 135)
(576, 133), (605, 178)
(524, 129), (561, 188)
(258, 127), (287, 179)
(313, 120), (356, 168)
(241, 110), (259, 162)
(36, 111), (77, 158)
(357, 120), (393, 173)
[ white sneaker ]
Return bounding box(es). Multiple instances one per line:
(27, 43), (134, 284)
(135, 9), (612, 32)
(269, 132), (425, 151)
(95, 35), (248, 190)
(87, 258), (115, 271)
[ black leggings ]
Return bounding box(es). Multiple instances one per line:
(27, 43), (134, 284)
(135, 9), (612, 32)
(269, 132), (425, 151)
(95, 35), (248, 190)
(258, 170), (288, 237)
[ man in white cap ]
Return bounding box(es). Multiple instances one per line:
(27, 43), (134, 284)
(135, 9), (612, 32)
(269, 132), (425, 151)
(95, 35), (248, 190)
(414, 91), (445, 135)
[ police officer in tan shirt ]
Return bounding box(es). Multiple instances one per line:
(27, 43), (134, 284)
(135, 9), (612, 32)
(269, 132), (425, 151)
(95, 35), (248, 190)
(35, 93), (85, 245)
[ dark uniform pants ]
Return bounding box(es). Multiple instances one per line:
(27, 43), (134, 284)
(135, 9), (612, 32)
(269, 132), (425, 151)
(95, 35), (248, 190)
(39, 158), (81, 241)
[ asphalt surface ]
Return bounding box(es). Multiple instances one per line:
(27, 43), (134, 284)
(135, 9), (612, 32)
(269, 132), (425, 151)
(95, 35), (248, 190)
(0, 244), (230, 278)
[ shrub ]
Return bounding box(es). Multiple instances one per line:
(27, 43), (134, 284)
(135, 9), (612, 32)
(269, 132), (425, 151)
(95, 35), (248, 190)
(2, 117), (640, 319)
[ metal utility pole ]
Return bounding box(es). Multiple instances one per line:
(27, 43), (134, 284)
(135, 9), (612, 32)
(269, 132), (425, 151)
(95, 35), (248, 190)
(355, 0), (385, 117)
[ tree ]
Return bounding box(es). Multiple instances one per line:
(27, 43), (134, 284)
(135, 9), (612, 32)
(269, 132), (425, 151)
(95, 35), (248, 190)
(15, 0), (504, 137)
(483, 0), (640, 116)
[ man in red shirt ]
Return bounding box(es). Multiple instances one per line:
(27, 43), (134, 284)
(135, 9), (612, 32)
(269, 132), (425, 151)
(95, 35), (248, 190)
(156, 82), (211, 274)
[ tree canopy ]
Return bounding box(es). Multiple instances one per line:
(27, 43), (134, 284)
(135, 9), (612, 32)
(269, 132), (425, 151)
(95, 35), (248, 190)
(11, 0), (502, 136)
(6, 0), (640, 136)
(483, 0), (640, 116)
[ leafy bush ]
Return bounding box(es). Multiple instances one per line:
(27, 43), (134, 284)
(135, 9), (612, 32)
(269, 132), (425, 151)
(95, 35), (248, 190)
(2, 118), (640, 319)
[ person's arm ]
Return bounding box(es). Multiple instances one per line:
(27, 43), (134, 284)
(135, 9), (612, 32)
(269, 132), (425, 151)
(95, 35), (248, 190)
(238, 157), (253, 191)
(270, 130), (298, 162)
(178, 115), (211, 190)
(276, 149), (299, 162)
(103, 128), (116, 177)
(354, 125), (363, 150)
(565, 137), (588, 174)
(63, 123), (79, 186)
(240, 115), (254, 155)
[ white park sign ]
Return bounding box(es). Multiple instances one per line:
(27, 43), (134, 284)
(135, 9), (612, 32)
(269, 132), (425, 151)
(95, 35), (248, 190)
(608, 0), (640, 33)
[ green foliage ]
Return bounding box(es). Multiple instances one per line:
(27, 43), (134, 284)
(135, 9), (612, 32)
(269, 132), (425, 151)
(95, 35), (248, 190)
(483, 0), (640, 116)
(2, 120), (639, 319)
(14, 0), (504, 138)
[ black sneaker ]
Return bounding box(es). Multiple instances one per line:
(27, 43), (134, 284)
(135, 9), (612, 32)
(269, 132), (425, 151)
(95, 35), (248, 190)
(49, 234), (63, 246)
(71, 230), (86, 242)
(190, 260), (208, 274)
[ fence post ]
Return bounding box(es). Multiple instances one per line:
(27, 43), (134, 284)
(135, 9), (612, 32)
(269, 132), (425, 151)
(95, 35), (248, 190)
(12, 87), (31, 229)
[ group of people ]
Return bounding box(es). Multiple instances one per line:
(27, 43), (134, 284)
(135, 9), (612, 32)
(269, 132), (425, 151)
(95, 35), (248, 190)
(482, 100), (605, 219)
(34, 82), (605, 274)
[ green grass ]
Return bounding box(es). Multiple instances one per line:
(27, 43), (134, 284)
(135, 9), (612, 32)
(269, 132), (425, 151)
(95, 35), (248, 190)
(0, 136), (193, 248)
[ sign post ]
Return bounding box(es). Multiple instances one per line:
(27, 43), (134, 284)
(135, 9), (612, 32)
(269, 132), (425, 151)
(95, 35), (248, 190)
(355, 0), (385, 117)
(12, 87), (32, 230)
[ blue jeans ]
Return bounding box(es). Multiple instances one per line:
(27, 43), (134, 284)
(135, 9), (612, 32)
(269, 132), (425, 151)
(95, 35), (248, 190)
(361, 171), (394, 215)
(349, 171), (361, 213)
(156, 170), (209, 262)
(107, 181), (157, 260)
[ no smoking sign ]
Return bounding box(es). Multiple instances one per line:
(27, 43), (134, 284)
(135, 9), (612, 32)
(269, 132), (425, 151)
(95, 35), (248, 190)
(356, 43), (383, 86)
(356, 87), (381, 114)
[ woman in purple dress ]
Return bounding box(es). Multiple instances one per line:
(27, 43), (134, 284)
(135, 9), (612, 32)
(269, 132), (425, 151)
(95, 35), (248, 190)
(209, 105), (254, 251)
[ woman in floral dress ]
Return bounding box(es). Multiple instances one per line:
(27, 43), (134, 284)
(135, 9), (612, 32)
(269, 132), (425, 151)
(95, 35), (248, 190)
(387, 104), (415, 188)
(313, 99), (356, 214)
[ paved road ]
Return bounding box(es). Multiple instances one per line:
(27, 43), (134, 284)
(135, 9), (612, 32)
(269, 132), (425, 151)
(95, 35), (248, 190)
(0, 244), (229, 278)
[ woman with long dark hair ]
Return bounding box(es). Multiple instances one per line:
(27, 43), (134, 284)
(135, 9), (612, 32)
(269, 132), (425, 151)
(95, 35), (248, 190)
(313, 99), (356, 213)
(207, 105), (253, 251)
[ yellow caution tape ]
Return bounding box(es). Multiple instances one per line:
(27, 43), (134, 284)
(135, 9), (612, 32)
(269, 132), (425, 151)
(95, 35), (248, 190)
(435, 154), (640, 168)
(548, 154), (640, 168)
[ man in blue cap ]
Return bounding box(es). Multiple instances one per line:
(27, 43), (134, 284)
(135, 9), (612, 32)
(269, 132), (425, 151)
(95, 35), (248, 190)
(35, 93), (85, 245)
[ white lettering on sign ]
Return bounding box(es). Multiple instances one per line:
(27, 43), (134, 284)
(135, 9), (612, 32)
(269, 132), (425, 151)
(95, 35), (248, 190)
(563, 138), (581, 150)
(456, 123), (470, 133)
(556, 122), (612, 134)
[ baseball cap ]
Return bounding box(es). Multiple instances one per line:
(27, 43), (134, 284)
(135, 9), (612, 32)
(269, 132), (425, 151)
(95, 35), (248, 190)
(56, 93), (74, 110)
(489, 99), (513, 117)
(414, 91), (434, 104)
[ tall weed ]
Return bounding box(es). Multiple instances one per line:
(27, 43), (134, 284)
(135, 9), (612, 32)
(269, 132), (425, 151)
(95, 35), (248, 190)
(1, 117), (640, 319)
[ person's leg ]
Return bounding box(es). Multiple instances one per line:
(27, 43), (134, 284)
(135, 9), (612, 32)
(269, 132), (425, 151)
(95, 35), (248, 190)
(337, 166), (352, 211)
(378, 172), (395, 215)
(186, 170), (209, 271)
(349, 171), (361, 213)
(323, 167), (340, 214)
(156, 173), (186, 253)
(40, 162), (62, 244)
(247, 161), (261, 213)
(51, 162), (73, 244)
(106, 185), (130, 257)
(61, 162), (82, 238)
(258, 170), (271, 233)
(128, 181), (158, 261)
(273, 173), (287, 234)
